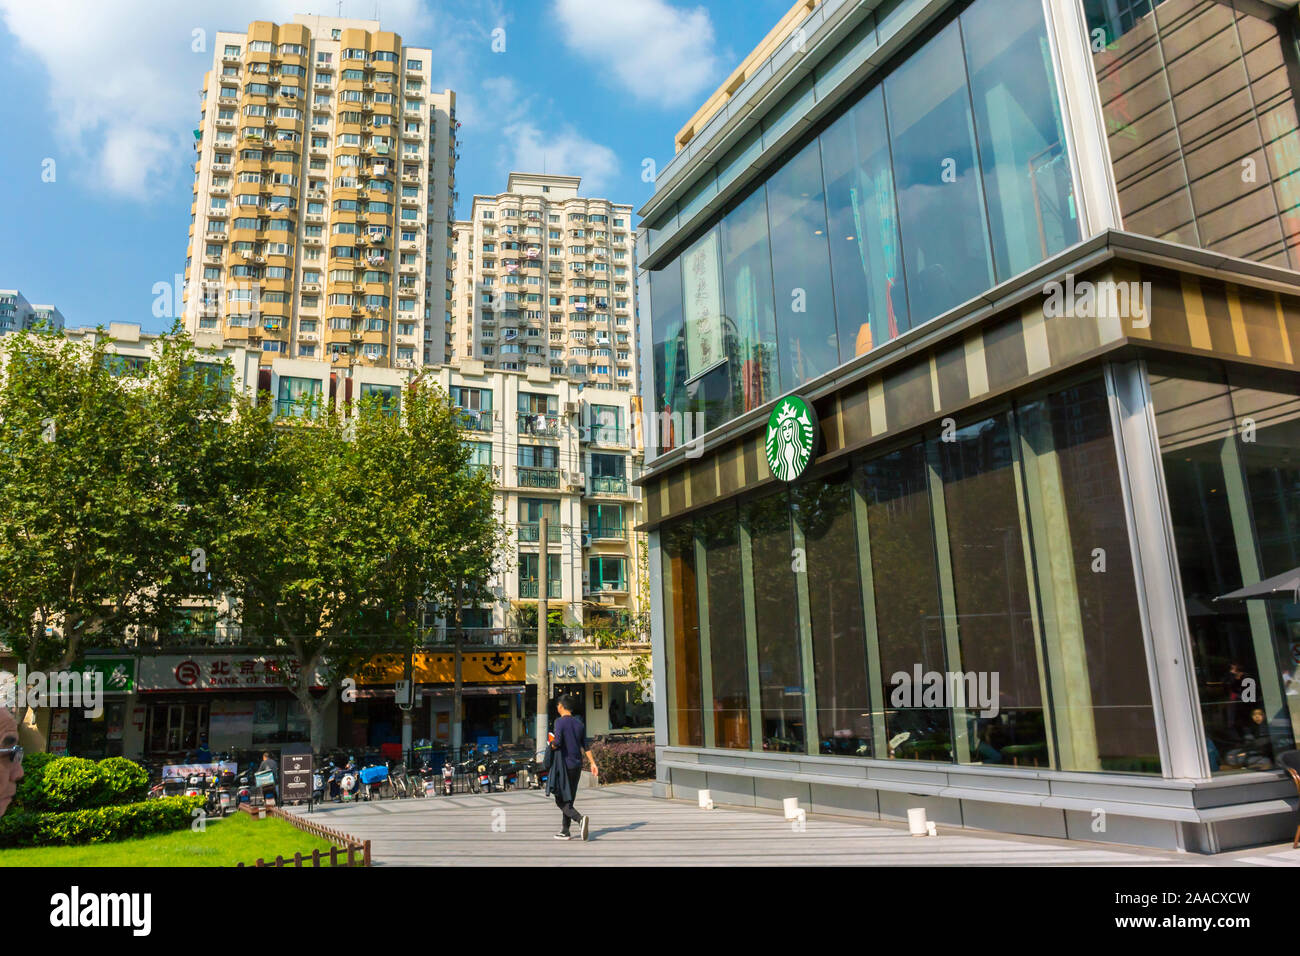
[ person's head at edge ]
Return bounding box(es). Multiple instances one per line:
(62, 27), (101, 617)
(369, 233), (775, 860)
(0, 706), (25, 818)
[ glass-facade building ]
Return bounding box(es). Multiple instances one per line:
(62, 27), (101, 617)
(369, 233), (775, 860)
(638, 0), (1300, 852)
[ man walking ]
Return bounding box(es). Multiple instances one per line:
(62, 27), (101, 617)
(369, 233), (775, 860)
(547, 693), (599, 841)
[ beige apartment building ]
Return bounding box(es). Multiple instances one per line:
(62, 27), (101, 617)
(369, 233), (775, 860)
(183, 14), (457, 371)
(450, 173), (637, 394)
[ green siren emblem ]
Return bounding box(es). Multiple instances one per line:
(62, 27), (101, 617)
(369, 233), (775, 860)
(765, 395), (817, 482)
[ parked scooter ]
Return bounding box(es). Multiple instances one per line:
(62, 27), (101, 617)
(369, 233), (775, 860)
(441, 760), (455, 796)
(359, 754), (390, 800)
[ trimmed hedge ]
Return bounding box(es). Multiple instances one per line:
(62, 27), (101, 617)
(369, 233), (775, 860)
(590, 740), (655, 783)
(14, 754), (149, 813)
(0, 795), (205, 848)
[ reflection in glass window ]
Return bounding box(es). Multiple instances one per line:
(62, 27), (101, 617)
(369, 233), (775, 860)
(796, 473), (873, 757)
(962, 0), (1079, 279)
(721, 187), (780, 414)
(662, 521), (704, 746)
(745, 492), (805, 752)
(1150, 361), (1300, 773)
(821, 85), (909, 358)
(650, 258), (687, 422)
(1016, 378), (1159, 772)
(936, 414), (1047, 767)
(885, 21), (993, 328)
(766, 140), (840, 389)
(859, 443), (952, 760)
(680, 227), (731, 431)
(700, 505), (751, 748)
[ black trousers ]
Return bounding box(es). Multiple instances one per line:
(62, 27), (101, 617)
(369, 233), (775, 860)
(555, 766), (583, 833)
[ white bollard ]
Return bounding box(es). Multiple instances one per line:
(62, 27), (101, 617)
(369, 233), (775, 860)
(783, 796), (801, 821)
(907, 807), (929, 836)
(698, 789), (714, 810)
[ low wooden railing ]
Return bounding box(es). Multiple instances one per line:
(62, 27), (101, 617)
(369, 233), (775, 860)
(236, 805), (371, 868)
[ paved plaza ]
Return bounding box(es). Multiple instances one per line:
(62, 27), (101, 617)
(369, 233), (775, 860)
(288, 779), (1300, 867)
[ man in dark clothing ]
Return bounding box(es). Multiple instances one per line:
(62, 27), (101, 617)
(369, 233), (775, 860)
(547, 693), (599, 841)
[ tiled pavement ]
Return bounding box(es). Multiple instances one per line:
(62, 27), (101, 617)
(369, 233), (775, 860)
(287, 779), (1300, 867)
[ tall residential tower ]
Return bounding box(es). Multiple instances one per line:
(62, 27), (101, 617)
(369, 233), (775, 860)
(450, 173), (637, 392)
(184, 15), (456, 370)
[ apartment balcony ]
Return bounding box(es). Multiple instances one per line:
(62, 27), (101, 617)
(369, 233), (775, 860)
(456, 408), (493, 432)
(212, 162), (232, 173)
(517, 466), (560, 489)
(273, 398), (321, 420)
(301, 282), (321, 293)
(207, 207), (229, 219)
(303, 233), (322, 245)
(203, 252), (222, 264)
(215, 117), (236, 131)
(589, 475), (627, 495)
(217, 96), (238, 107)
(518, 579), (562, 600)
(222, 50), (241, 65)
(204, 230), (228, 242)
(517, 412), (562, 438)
(517, 523), (561, 544)
(585, 523), (626, 542)
(584, 581), (628, 598)
(585, 425), (627, 446)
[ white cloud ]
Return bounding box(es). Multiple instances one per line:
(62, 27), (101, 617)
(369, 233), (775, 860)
(0, 0), (434, 199)
(462, 76), (620, 194)
(552, 0), (720, 108)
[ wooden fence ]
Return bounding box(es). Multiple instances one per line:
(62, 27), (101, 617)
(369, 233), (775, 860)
(236, 805), (371, 868)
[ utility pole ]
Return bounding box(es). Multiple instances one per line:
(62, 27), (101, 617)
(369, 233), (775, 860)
(536, 514), (549, 754)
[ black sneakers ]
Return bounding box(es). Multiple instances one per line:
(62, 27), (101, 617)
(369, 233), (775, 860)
(554, 832), (572, 840)
(579, 816), (590, 841)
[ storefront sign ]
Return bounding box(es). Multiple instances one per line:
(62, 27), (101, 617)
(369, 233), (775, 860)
(765, 395), (818, 481)
(357, 651), (525, 685)
(137, 655), (328, 691)
(527, 652), (639, 683)
(281, 746), (313, 805)
(79, 657), (136, 694)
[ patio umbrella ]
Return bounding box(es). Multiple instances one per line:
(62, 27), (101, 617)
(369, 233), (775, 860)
(1214, 566), (1300, 603)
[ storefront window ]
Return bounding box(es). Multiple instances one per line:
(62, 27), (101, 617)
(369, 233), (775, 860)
(1016, 378), (1161, 772)
(720, 187), (780, 414)
(1150, 361), (1300, 773)
(961, 0), (1079, 279)
(661, 520), (704, 746)
(858, 443), (952, 760)
(820, 85), (909, 358)
(699, 504), (751, 749)
(885, 20), (994, 328)
(607, 684), (654, 730)
(766, 140), (840, 389)
(936, 414), (1047, 767)
(745, 491), (806, 752)
(795, 471), (873, 757)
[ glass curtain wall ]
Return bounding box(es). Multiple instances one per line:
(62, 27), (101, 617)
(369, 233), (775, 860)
(661, 521), (704, 746)
(658, 371), (1162, 773)
(745, 491), (806, 752)
(646, 0), (1078, 443)
(1148, 360), (1300, 773)
(699, 504), (752, 748)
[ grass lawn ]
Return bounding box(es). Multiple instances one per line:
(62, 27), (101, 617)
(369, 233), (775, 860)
(0, 810), (342, 867)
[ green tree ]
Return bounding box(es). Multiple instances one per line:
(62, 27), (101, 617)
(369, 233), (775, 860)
(215, 383), (505, 749)
(0, 326), (237, 678)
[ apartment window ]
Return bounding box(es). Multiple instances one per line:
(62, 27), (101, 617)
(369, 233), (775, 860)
(248, 40), (272, 52)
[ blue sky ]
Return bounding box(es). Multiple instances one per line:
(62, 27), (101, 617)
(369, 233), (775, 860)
(0, 0), (788, 334)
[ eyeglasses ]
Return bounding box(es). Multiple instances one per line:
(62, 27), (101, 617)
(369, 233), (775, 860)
(0, 744), (22, 764)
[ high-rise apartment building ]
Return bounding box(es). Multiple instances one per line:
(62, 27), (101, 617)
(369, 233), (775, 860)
(0, 289), (65, 334)
(450, 173), (637, 392)
(183, 14), (457, 370)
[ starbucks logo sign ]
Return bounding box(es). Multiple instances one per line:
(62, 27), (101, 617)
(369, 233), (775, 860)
(765, 395), (818, 482)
